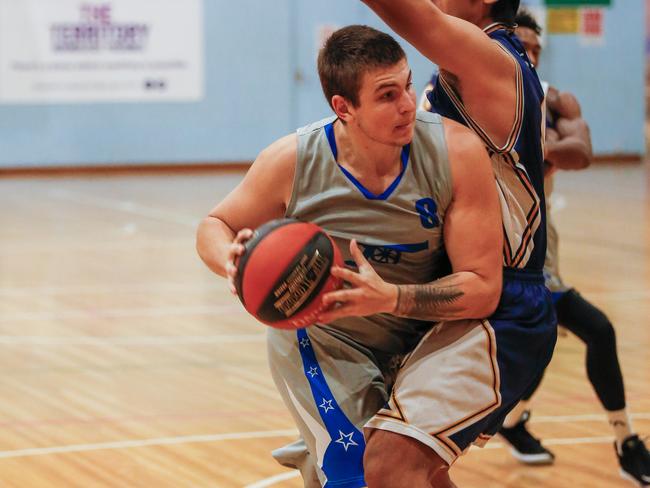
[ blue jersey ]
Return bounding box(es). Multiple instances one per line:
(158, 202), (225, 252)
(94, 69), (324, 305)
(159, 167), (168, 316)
(427, 24), (547, 272)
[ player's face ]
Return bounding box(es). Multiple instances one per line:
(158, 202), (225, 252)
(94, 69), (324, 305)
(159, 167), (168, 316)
(352, 59), (417, 147)
(516, 27), (542, 68)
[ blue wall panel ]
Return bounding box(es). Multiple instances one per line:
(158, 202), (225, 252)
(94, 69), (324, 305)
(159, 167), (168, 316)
(535, 0), (645, 154)
(0, 1), (644, 167)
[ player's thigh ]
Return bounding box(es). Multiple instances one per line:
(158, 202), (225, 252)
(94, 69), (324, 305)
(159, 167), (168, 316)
(268, 326), (387, 486)
(364, 429), (450, 486)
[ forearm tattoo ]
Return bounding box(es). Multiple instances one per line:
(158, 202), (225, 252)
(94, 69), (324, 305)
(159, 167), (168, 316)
(394, 282), (465, 321)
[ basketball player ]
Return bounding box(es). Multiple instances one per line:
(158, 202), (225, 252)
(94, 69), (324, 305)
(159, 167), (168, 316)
(494, 11), (650, 486)
(362, 0), (556, 481)
(196, 25), (553, 488)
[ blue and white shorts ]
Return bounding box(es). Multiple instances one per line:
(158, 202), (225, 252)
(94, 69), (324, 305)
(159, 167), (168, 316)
(268, 271), (557, 487)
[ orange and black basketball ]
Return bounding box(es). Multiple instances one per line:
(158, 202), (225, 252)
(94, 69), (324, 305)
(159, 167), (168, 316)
(234, 218), (343, 329)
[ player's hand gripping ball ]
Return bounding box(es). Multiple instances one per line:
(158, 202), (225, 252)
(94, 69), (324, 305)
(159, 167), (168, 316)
(234, 218), (343, 329)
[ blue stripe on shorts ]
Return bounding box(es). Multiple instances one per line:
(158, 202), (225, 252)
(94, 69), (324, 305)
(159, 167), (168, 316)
(296, 329), (366, 488)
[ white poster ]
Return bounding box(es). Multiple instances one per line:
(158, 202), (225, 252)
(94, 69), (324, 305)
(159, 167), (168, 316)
(0, 0), (204, 103)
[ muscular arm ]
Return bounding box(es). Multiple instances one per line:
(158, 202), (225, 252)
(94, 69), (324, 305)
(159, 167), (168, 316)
(361, 0), (517, 146)
(393, 119), (503, 320)
(195, 134), (296, 276)
(545, 89), (592, 170)
(546, 86), (581, 119)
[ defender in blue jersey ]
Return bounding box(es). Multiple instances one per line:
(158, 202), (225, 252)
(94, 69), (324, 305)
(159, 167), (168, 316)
(494, 12), (650, 486)
(356, 1), (557, 485)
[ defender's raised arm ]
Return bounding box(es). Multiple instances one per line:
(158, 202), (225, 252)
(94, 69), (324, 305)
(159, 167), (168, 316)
(362, 0), (520, 148)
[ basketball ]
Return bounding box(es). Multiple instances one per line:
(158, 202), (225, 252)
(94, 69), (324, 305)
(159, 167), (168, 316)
(234, 218), (343, 329)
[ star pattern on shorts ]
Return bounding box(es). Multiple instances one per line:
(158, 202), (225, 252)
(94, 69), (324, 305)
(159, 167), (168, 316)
(307, 366), (318, 378)
(319, 398), (334, 413)
(299, 337), (311, 348)
(335, 430), (358, 452)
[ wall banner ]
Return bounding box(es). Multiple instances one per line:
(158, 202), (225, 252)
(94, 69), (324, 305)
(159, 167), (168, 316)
(579, 8), (605, 46)
(0, 0), (204, 104)
(547, 8), (580, 34)
(545, 0), (610, 5)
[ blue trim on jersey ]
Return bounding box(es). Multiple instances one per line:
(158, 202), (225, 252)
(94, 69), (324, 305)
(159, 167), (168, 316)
(324, 121), (410, 201)
(551, 290), (567, 305)
(296, 329), (366, 488)
(325, 122), (338, 160)
(344, 240), (430, 267)
(380, 242), (429, 253)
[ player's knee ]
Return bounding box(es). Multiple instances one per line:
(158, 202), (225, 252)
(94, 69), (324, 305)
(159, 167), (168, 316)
(564, 290), (617, 346)
(364, 429), (446, 486)
(588, 309), (616, 346)
(363, 431), (392, 487)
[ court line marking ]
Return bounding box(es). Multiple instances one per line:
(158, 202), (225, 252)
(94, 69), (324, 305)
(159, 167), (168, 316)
(244, 431), (643, 488)
(1, 415), (647, 461)
(532, 413), (650, 423)
(3, 411), (646, 431)
(0, 408), (290, 429)
(0, 429), (299, 460)
(480, 436), (615, 450)
(0, 421), (646, 487)
(0, 304), (243, 322)
(0, 239), (193, 254)
(1, 283), (648, 299)
(244, 471), (301, 488)
(48, 189), (199, 228)
(0, 334), (265, 346)
(0, 283), (222, 297)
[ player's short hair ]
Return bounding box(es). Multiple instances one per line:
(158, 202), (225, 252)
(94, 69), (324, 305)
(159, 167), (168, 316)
(515, 8), (543, 35)
(318, 25), (406, 109)
(491, 0), (521, 24)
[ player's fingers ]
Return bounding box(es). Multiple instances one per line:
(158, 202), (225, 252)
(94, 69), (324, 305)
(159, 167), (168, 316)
(224, 260), (238, 293)
(318, 304), (356, 323)
(330, 266), (365, 287)
(226, 261), (238, 277)
(228, 279), (237, 295)
(320, 289), (349, 307)
(234, 228), (254, 244)
(229, 243), (246, 257)
(320, 288), (362, 307)
(349, 239), (373, 273)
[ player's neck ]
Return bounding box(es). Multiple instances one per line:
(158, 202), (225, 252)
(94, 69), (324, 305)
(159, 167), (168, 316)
(333, 120), (402, 177)
(459, 7), (495, 30)
(477, 15), (498, 31)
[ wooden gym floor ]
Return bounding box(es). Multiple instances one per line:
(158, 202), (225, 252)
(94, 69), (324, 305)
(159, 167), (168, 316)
(0, 160), (647, 487)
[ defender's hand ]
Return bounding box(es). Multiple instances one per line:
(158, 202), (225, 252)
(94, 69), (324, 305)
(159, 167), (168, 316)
(318, 239), (397, 322)
(226, 228), (254, 295)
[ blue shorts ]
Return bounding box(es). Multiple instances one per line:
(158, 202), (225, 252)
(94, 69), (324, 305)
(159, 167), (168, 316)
(439, 269), (558, 452)
(367, 269), (557, 464)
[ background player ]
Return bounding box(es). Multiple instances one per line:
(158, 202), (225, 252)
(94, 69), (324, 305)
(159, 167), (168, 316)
(495, 10), (650, 486)
(197, 25), (507, 487)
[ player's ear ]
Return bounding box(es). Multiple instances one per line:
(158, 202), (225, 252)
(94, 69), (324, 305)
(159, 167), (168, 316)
(483, 0), (499, 6)
(331, 95), (354, 123)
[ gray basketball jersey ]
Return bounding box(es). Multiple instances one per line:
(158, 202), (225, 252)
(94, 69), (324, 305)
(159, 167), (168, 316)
(285, 111), (453, 355)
